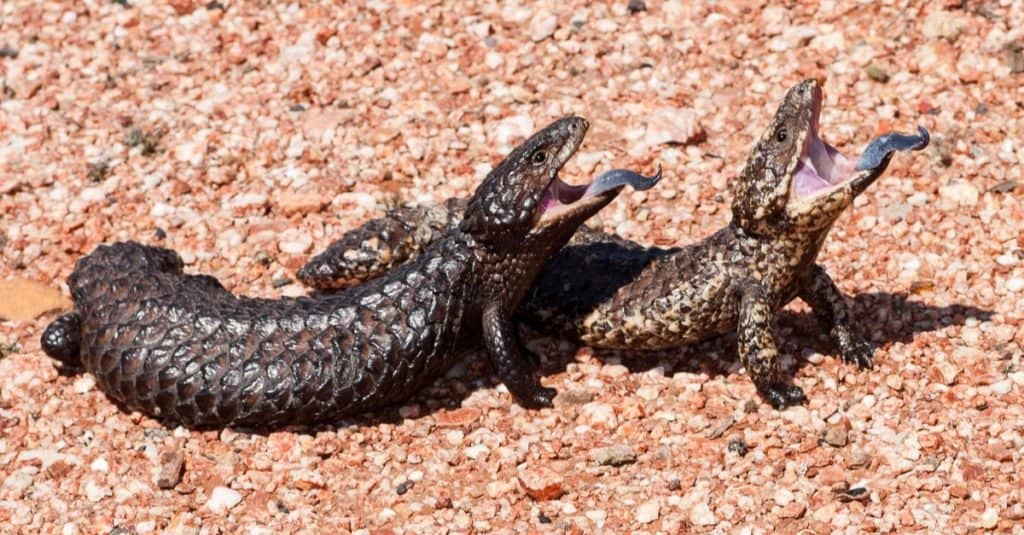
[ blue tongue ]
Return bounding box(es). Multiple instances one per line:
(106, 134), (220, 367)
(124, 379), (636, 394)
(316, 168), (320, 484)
(585, 165), (663, 196)
(855, 126), (930, 171)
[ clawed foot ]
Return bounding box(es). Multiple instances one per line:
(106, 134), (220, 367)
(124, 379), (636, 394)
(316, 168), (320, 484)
(757, 383), (807, 410)
(835, 330), (874, 369)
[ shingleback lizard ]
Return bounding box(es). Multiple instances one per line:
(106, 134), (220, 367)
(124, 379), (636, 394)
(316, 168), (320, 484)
(39, 116), (661, 427)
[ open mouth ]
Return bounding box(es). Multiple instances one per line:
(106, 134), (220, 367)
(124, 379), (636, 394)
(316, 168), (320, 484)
(791, 93), (930, 203)
(537, 167), (662, 223)
(790, 96), (857, 201)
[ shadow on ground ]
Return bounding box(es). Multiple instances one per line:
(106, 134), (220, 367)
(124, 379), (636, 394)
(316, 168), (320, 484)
(43, 291), (992, 435)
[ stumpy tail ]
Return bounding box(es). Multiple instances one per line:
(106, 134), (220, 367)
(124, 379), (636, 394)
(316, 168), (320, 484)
(40, 312), (82, 368)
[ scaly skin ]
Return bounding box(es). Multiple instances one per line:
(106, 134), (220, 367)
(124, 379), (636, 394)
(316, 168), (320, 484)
(40, 116), (659, 427)
(299, 80), (929, 408)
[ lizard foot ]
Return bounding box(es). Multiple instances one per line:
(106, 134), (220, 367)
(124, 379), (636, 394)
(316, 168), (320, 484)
(835, 330), (874, 369)
(757, 383), (807, 410)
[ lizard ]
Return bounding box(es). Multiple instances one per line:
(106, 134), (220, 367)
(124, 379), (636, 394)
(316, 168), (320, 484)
(38, 116), (661, 427)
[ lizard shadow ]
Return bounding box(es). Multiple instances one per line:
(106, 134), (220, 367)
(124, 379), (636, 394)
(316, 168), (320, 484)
(54, 291), (991, 434)
(532, 291), (994, 382)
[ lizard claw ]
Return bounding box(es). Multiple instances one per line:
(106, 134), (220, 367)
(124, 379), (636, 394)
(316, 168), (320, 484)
(757, 383), (807, 410)
(834, 329), (874, 369)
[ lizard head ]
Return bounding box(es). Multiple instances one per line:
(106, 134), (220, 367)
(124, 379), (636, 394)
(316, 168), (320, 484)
(732, 79), (929, 234)
(461, 116), (660, 253)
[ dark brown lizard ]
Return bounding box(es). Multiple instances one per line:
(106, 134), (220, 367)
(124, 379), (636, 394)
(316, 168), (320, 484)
(39, 116), (660, 427)
(296, 80), (930, 408)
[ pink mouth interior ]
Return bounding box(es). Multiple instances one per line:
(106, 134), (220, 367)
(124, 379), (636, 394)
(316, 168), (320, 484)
(537, 178), (591, 216)
(791, 98), (857, 200)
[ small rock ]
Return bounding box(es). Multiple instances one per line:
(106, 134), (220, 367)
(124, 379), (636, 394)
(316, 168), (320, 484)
(939, 180), (979, 206)
(773, 488), (794, 507)
(980, 508), (999, 529)
(727, 438), (748, 457)
(434, 407), (481, 427)
(0, 278), (72, 321)
(276, 193), (326, 216)
(1004, 42), (1024, 74)
(493, 115), (535, 150)
(768, 25), (817, 51)
(1006, 278), (1024, 293)
(302, 108), (349, 142)
(168, 0), (196, 15)
(278, 233), (314, 255)
(865, 64), (890, 83)
(921, 10), (967, 41)
(228, 192), (268, 210)
(635, 500), (660, 524)
(591, 445), (637, 466)
(779, 502), (807, 519)
(206, 486), (242, 514)
(644, 108), (706, 147)
(822, 425), (849, 448)
(528, 10), (557, 42)
(157, 450), (185, 490)
(464, 444), (489, 460)
(689, 500), (716, 526)
(579, 402), (618, 430)
(937, 361), (961, 385)
(517, 467), (564, 501)
(0, 47), (18, 58)
(706, 415), (735, 438)
(485, 480), (515, 499)
(89, 458), (109, 473)
(585, 509), (607, 527)
(84, 480), (111, 502)
(627, 0), (646, 13)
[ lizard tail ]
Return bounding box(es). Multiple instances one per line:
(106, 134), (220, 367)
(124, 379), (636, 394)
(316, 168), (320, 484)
(41, 312), (82, 368)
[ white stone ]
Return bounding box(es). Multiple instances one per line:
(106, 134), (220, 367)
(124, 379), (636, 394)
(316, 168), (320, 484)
(644, 108), (705, 147)
(84, 480), (111, 502)
(464, 444), (489, 460)
(635, 501), (660, 524)
(493, 115), (535, 151)
(528, 10), (557, 42)
(585, 510), (607, 528)
(285, 134), (306, 159)
(1006, 277), (1024, 292)
(73, 375), (95, 393)
(990, 379), (1012, 395)
(939, 180), (979, 206)
(773, 488), (795, 506)
(278, 232), (313, 255)
(79, 187), (106, 202)
(689, 500), (717, 526)
(579, 402), (618, 430)
(206, 486), (242, 514)
(90, 458), (109, 473)
(768, 25), (817, 52)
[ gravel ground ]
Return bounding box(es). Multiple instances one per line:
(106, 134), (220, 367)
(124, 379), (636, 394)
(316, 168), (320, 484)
(2, 1), (1023, 533)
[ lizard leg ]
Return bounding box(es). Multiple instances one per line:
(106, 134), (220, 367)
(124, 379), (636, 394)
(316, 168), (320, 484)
(738, 283), (807, 409)
(482, 304), (556, 409)
(799, 264), (874, 368)
(297, 201), (461, 289)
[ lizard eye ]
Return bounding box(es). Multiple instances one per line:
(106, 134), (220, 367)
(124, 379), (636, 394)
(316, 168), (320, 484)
(775, 128), (788, 143)
(531, 151), (548, 165)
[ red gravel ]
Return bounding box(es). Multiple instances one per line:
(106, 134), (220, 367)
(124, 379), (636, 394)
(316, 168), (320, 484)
(1, 1), (1022, 532)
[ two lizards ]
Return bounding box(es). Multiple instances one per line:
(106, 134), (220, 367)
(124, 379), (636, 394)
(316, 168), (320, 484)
(40, 117), (660, 427)
(296, 79), (930, 409)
